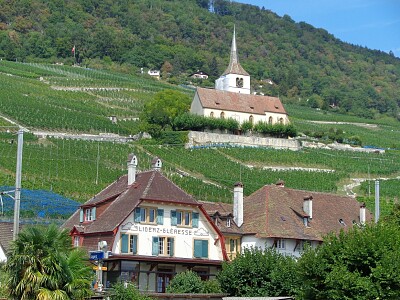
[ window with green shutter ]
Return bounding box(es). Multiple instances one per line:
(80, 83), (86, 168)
(194, 239), (208, 258)
(152, 236), (174, 256)
(135, 207), (158, 224)
(121, 234), (138, 254)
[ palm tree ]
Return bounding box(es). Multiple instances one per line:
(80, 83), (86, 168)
(4, 224), (93, 300)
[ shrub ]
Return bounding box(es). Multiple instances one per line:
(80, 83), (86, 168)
(110, 282), (152, 300)
(240, 120), (253, 133)
(217, 247), (299, 297)
(167, 270), (203, 293)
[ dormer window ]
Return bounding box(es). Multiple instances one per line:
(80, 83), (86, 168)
(80, 207), (96, 222)
(226, 218), (231, 227)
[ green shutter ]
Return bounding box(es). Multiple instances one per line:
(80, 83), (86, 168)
(92, 207), (96, 220)
(202, 240), (208, 258)
(194, 240), (208, 258)
(157, 209), (164, 225)
(171, 210), (177, 226)
(192, 212), (199, 228)
(121, 234), (128, 253)
(169, 238), (174, 257)
(152, 237), (159, 256)
(131, 235), (138, 254)
(194, 240), (202, 258)
(79, 209), (84, 222)
(134, 207), (141, 223)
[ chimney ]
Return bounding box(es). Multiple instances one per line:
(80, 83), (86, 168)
(152, 157), (162, 171)
(233, 182), (244, 227)
(127, 154), (138, 185)
(360, 202), (366, 225)
(303, 196), (313, 219)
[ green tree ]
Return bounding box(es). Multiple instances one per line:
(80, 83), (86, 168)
(4, 224), (93, 300)
(297, 223), (400, 300)
(110, 282), (152, 300)
(167, 270), (203, 293)
(140, 89), (191, 135)
(166, 270), (221, 294)
(217, 247), (299, 297)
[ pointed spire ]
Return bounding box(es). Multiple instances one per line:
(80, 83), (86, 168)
(222, 25), (249, 76)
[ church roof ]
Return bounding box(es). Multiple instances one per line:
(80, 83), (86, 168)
(196, 87), (287, 115)
(221, 26), (249, 76)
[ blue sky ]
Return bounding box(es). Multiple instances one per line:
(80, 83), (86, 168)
(238, 0), (400, 58)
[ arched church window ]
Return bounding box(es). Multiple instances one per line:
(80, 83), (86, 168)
(249, 115), (254, 124)
(220, 112), (225, 119)
(236, 77), (243, 88)
(268, 116), (273, 124)
(279, 118), (284, 124)
(210, 112), (214, 118)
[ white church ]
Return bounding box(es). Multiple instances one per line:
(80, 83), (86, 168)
(190, 27), (289, 126)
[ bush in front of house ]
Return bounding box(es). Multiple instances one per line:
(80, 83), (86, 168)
(110, 282), (152, 300)
(166, 270), (222, 294)
(217, 247), (299, 297)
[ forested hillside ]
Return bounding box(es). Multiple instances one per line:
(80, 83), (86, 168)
(0, 0), (399, 119)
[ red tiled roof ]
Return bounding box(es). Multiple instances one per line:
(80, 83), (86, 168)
(62, 170), (199, 236)
(196, 87), (287, 115)
(199, 201), (243, 235)
(243, 185), (373, 241)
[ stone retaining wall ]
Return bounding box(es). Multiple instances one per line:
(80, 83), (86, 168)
(186, 131), (300, 150)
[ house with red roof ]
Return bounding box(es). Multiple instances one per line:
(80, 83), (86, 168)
(62, 155), (227, 292)
(190, 26), (289, 126)
(201, 182), (372, 258)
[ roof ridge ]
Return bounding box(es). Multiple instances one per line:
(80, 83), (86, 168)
(142, 171), (156, 198)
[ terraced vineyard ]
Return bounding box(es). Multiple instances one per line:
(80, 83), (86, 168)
(0, 61), (191, 135)
(0, 61), (399, 219)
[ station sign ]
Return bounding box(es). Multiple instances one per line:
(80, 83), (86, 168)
(89, 250), (104, 261)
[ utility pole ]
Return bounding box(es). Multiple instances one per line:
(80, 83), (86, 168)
(13, 129), (23, 240)
(375, 180), (380, 223)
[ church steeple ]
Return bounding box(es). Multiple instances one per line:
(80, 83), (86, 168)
(215, 25), (251, 94)
(222, 25), (249, 76)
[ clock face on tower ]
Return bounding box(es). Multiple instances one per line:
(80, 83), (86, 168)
(236, 77), (243, 88)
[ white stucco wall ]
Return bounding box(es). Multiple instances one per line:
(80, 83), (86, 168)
(202, 108), (289, 125)
(241, 235), (316, 258)
(115, 203), (223, 261)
